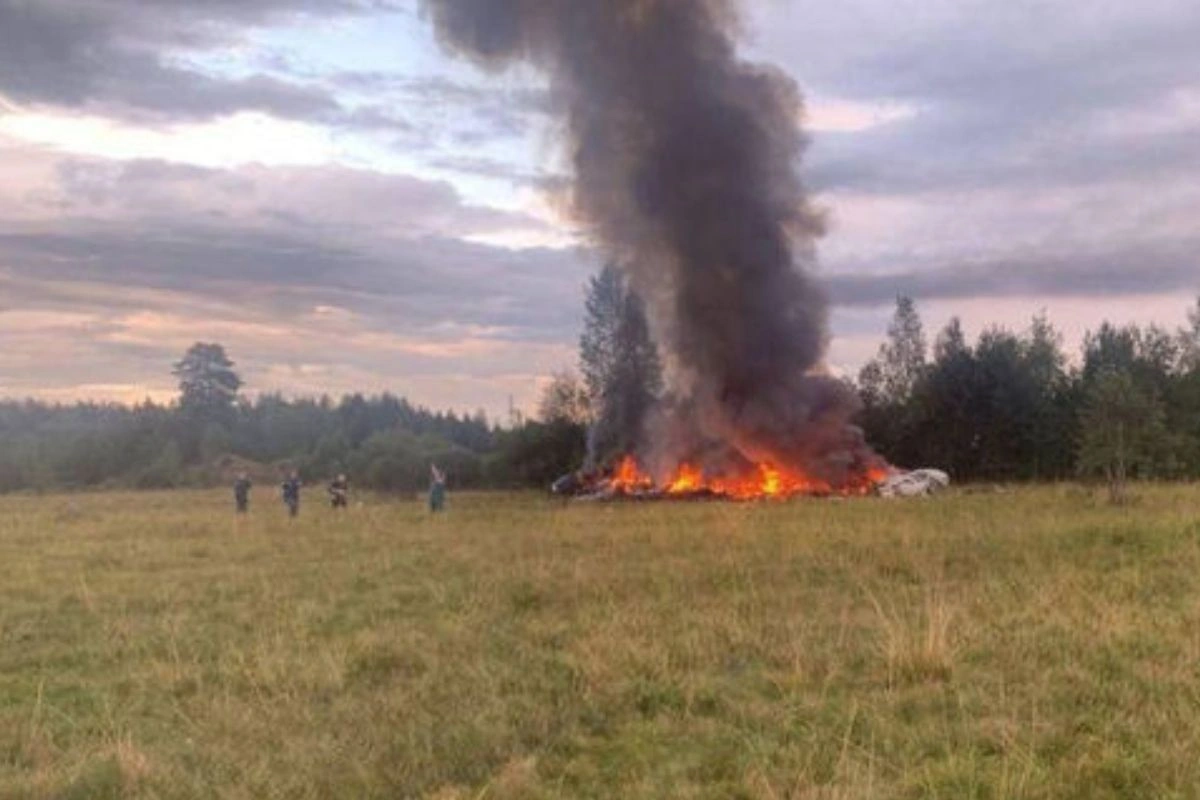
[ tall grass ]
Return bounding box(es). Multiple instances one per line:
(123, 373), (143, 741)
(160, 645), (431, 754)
(1, 485), (1199, 798)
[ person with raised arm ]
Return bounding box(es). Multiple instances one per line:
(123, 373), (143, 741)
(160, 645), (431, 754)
(429, 464), (447, 513)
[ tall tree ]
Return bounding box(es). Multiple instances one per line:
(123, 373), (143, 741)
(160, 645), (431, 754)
(173, 343), (242, 423)
(1077, 368), (1167, 503)
(579, 265), (625, 405)
(912, 316), (980, 476)
(1023, 313), (1075, 478)
(579, 263), (662, 466)
(857, 296), (928, 464)
(971, 327), (1041, 479)
(859, 296), (927, 407)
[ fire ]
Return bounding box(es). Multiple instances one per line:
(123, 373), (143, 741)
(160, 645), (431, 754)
(667, 464), (704, 493)
(610, 455), (654, 493)
(604, 456), (889, 500)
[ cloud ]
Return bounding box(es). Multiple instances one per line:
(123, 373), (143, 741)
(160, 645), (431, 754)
(0, 227), (587, 339)
(48, 157), (550, 236)
(0, 145), (585, 331)
(734, 0), (1200, 323)
(806, 97), (1200, 197)
(826, 243), (1200, 308)
(0, 140), (591, 412)
(750, 0), (1200, 198)
(329, 72), (552, 152)
(0, 0), (403, 129)
(3, 0), (1198, 410)
(427, 154), (564, 188)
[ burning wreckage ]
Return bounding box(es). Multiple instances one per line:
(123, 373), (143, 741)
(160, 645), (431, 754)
(554, 459), (949, 502)
(424, 0), (949, 501)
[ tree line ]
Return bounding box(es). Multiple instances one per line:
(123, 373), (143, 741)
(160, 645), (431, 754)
(856, 296), (1200, 494)
(532, 279), (1200, 495)
(0, 388), (506, 493)
(1, 272), (1197, 494)
(0, 266), (655, 495)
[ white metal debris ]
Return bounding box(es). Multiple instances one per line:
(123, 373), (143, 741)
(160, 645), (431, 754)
(876, 469), (951, 498)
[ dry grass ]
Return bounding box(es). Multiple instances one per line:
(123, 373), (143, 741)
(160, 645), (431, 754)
(1, 485), (1199, 798)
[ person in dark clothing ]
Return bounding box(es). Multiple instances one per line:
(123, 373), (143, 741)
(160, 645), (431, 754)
(234, 472), (252, 513)
(281, 472), (302, 518)
(329, 474), (349, 509)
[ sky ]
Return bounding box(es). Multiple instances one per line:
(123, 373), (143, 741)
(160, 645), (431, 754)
(1, 0), (1197, 418)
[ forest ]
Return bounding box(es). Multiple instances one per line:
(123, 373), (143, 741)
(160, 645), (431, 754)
(2, 269), (1197, 493)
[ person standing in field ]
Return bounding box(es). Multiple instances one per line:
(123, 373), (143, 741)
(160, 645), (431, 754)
(281, 471), (302, 518)
(429, 464), (447, 512)
(329, 474), (349, 509)
(234, 472), (252, 514)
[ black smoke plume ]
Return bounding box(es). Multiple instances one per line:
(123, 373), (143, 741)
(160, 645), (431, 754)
(422, 0), (879, 484)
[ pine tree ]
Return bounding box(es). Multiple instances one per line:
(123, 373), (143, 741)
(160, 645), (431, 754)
(173, 343), (242, 423)
(578, 264), (662, 465)
(857, 296), (928, 465)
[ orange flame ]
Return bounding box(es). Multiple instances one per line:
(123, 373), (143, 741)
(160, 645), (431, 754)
(610, 455), (654, 493)
(605, 456), (889, 500)
(667, 464), (704, 493)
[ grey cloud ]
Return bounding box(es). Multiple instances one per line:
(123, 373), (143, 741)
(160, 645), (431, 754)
(0, 0), (405, 128)
(48, 157), (548, 238)
(759, 0), (1200, 109)
(106, 66), (341, 123)
(428, 155), (563, 188)
(331, 72), (551, 146)
(0, 226), (588, 342)
(809, 115), (1200, 196)
(0, 228), (361, 293)
(5, 0), (1199, 404)
(826, 242), (1200, 308)
(0, 148), (589, 343)
(338, 105), (415, 132)
(753, 1), (1200, 196)
(334, 73), (549, 112)
(736, 0), (1200, 326)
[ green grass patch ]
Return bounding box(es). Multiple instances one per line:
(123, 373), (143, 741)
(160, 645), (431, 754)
(1, 485), (1199, 798)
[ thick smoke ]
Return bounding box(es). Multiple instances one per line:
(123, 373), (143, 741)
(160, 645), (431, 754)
(422, 0), (877, 484)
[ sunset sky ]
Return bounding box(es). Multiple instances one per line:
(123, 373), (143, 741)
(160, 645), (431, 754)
(2, 0), (1197, 417)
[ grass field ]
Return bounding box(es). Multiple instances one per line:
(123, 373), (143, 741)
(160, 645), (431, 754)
(2, 486), (1200, 799)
